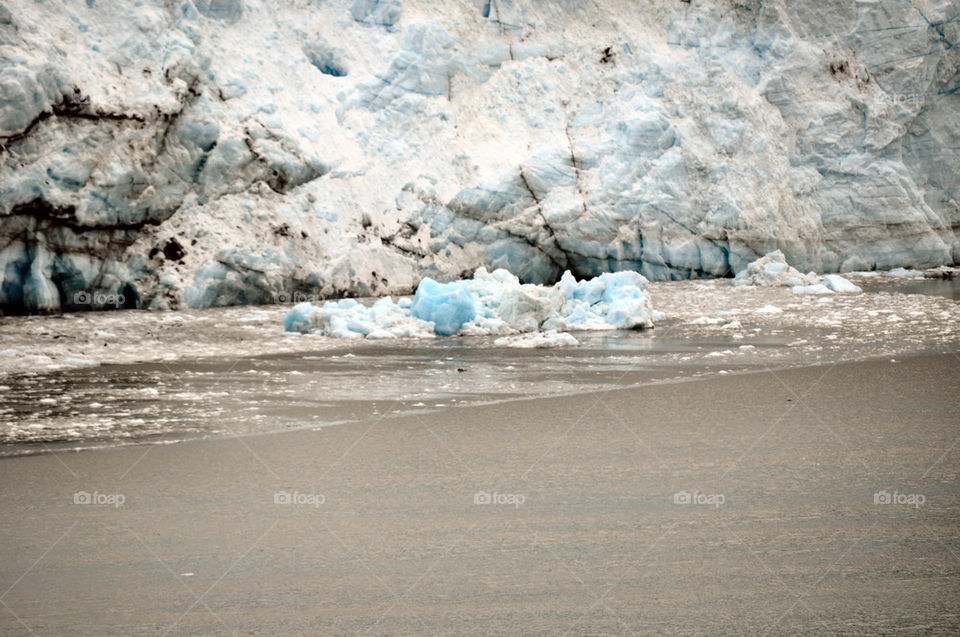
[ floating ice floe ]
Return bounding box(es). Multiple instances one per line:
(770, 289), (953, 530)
(888, 267), (926, 279)
(755, 304), (784, 314)
(734, 251), (861, 294)
(62, 358), (100, 367)
(493, 331), (580, 348)
(822, 274), (862, 293)
(283, 268), (656, 340)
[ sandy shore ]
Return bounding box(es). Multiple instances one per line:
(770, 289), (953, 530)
(1, 353), (958, 635)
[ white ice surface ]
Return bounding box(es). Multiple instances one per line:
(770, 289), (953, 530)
(0, 0), (956, 312)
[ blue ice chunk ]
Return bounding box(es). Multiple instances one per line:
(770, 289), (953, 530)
(597, 271), (648, 303)
(283, 302), (316, 332)
(410, 278), (477, 336)
(572, 278), (604, 305)
(561, 299), (592, 325)
(334, 298), (359, 309)
(605, 297), (651, 329)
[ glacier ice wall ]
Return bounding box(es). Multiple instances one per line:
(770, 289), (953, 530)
(0, 0), (957, 312)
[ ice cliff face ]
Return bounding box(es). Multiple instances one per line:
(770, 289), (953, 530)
(0, 0), (957, 313)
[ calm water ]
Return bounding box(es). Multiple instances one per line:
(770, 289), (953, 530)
(0, 330), (782, 456)
(870, 277), (960, 301)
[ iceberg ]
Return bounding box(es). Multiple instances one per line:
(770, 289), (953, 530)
(822, 274), (862, 294)
(410, 279), (478, 337)
(733, 250), (819, 288)
(284, 268), (656, 339)
(735, 251), (861, 294)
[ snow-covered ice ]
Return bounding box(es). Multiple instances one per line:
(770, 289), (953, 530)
(0, 0), (956, 313)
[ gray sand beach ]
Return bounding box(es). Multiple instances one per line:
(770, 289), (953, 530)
(1, 352), (958, 635)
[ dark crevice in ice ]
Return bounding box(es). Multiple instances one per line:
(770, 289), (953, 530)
(0, 88), (146, 147)
(518, 165), (580, 276)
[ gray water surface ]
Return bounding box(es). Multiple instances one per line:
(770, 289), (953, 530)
(1, 330), (780, 456)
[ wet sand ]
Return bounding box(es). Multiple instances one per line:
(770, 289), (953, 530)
(1, 353), (958, 635)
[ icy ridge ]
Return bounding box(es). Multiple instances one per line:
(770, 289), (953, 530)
(0, 0), (957, 313)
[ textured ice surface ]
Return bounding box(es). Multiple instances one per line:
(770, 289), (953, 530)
(735, 251), (862, 294)
(734, 250), (819, 288)
(284, 297), (434, 339)
(0, 0), (957, 313)
(284, 267), (654, 338)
